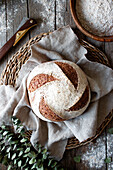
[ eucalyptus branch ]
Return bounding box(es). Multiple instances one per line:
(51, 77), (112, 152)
(0, 116), (63, 170)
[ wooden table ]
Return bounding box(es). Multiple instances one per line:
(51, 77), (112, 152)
(0, 0), (113, 169)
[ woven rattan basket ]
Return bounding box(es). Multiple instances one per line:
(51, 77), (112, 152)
(0, 32), (113, 150)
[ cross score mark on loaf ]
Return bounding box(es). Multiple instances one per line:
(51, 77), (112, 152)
(28, 62), (90, 122)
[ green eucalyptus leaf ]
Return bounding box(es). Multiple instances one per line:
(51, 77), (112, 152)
(19, 128), (25, 133)
(13, 118), (21, 125)
(11, 116), (17, 121)
(18, 151), (23, 157)
(3, 131), (9, 136)
(38, 144), (42, 148)
(51, 161), (57, 168)
(17, 147), (23, 151)
(25, 157), (29, 163)
(34, 143), (38, 149)
(48, 159), (53, 166)
(1, 146), (5, 151)
(28, 151), (36, 158)
(74, 155), (81, 163)
(24, 147), (30, 153)
(4, 135), (9, 140)
(11, 153), (17, 160)
(8, 152), (11, 159)
(42, 148), (47, 153)
(29, 157), (36, 164)
(17, 134), (22, 139)
(108, 128), (113, 134)
(21, 164), (27, 169)
(6, 147), (11, 152)
(0, 117), (62, 170)
(43, 153), (47, 159)
(11, 140), (18, 145)
(13, 144), (17, 150)
(23, 154), (29, 158)
(31, 163), (36, 169)
(14, 159), (17, 165)
(7, 165), (12, 170)
(31, 151), (36, 157)
(105, 157), (112, 163)
(20, 138), (28, 143)
(1, 125), (6, 129)
(8, 136), (13, 142)
(38, 148), (41, 153)
(18, 160), (22, 167)
(0, 130), (3, 133)
(28, 153), (33, 158)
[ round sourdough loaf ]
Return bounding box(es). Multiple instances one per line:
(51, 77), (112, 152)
(27, 60), (91, 122)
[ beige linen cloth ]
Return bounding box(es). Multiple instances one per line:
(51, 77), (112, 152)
(0, 26), (113, 160)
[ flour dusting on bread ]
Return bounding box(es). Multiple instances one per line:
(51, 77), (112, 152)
(27, 60), (91, 122)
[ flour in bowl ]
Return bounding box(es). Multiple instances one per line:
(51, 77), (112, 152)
(76, 0), (113, 36)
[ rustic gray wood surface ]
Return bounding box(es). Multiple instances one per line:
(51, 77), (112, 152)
(0, 0), (113, 170)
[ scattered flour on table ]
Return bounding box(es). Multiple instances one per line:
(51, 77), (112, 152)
(0, 6), (8, 34)
(76, 0), (113, 36)
(107, 133), (113, 170)
(56, 0), (66, 28)
(33, 0), (55, 31)
(82, 137), (106, 169)
(0, 1), (26, 35)
(21, 0), (26, 3)
(33, 0), (65, 30)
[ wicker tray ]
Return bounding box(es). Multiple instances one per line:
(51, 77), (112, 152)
(0, 32), (113, 150)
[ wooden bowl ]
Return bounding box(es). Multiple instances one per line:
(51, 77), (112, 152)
(70, 0), (113, 42)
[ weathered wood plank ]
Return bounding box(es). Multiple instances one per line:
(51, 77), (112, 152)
(82, 13), (107, 170)
(65, 0), (76, 28)
(0, 1), (7, 170)
(105, 42), (113, 170)
(6, 0), (29, 61)
(28, 0), (55, 37)
(106, 120), (113, 170)
(0, 0), (7, 75)
(55, 0), (66, 28)
(0, 0), (28, 169)
(0, 2), (7, 48)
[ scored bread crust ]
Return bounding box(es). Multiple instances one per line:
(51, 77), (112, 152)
(27, 60), (91, 122)
(39, 97), (65, 121)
